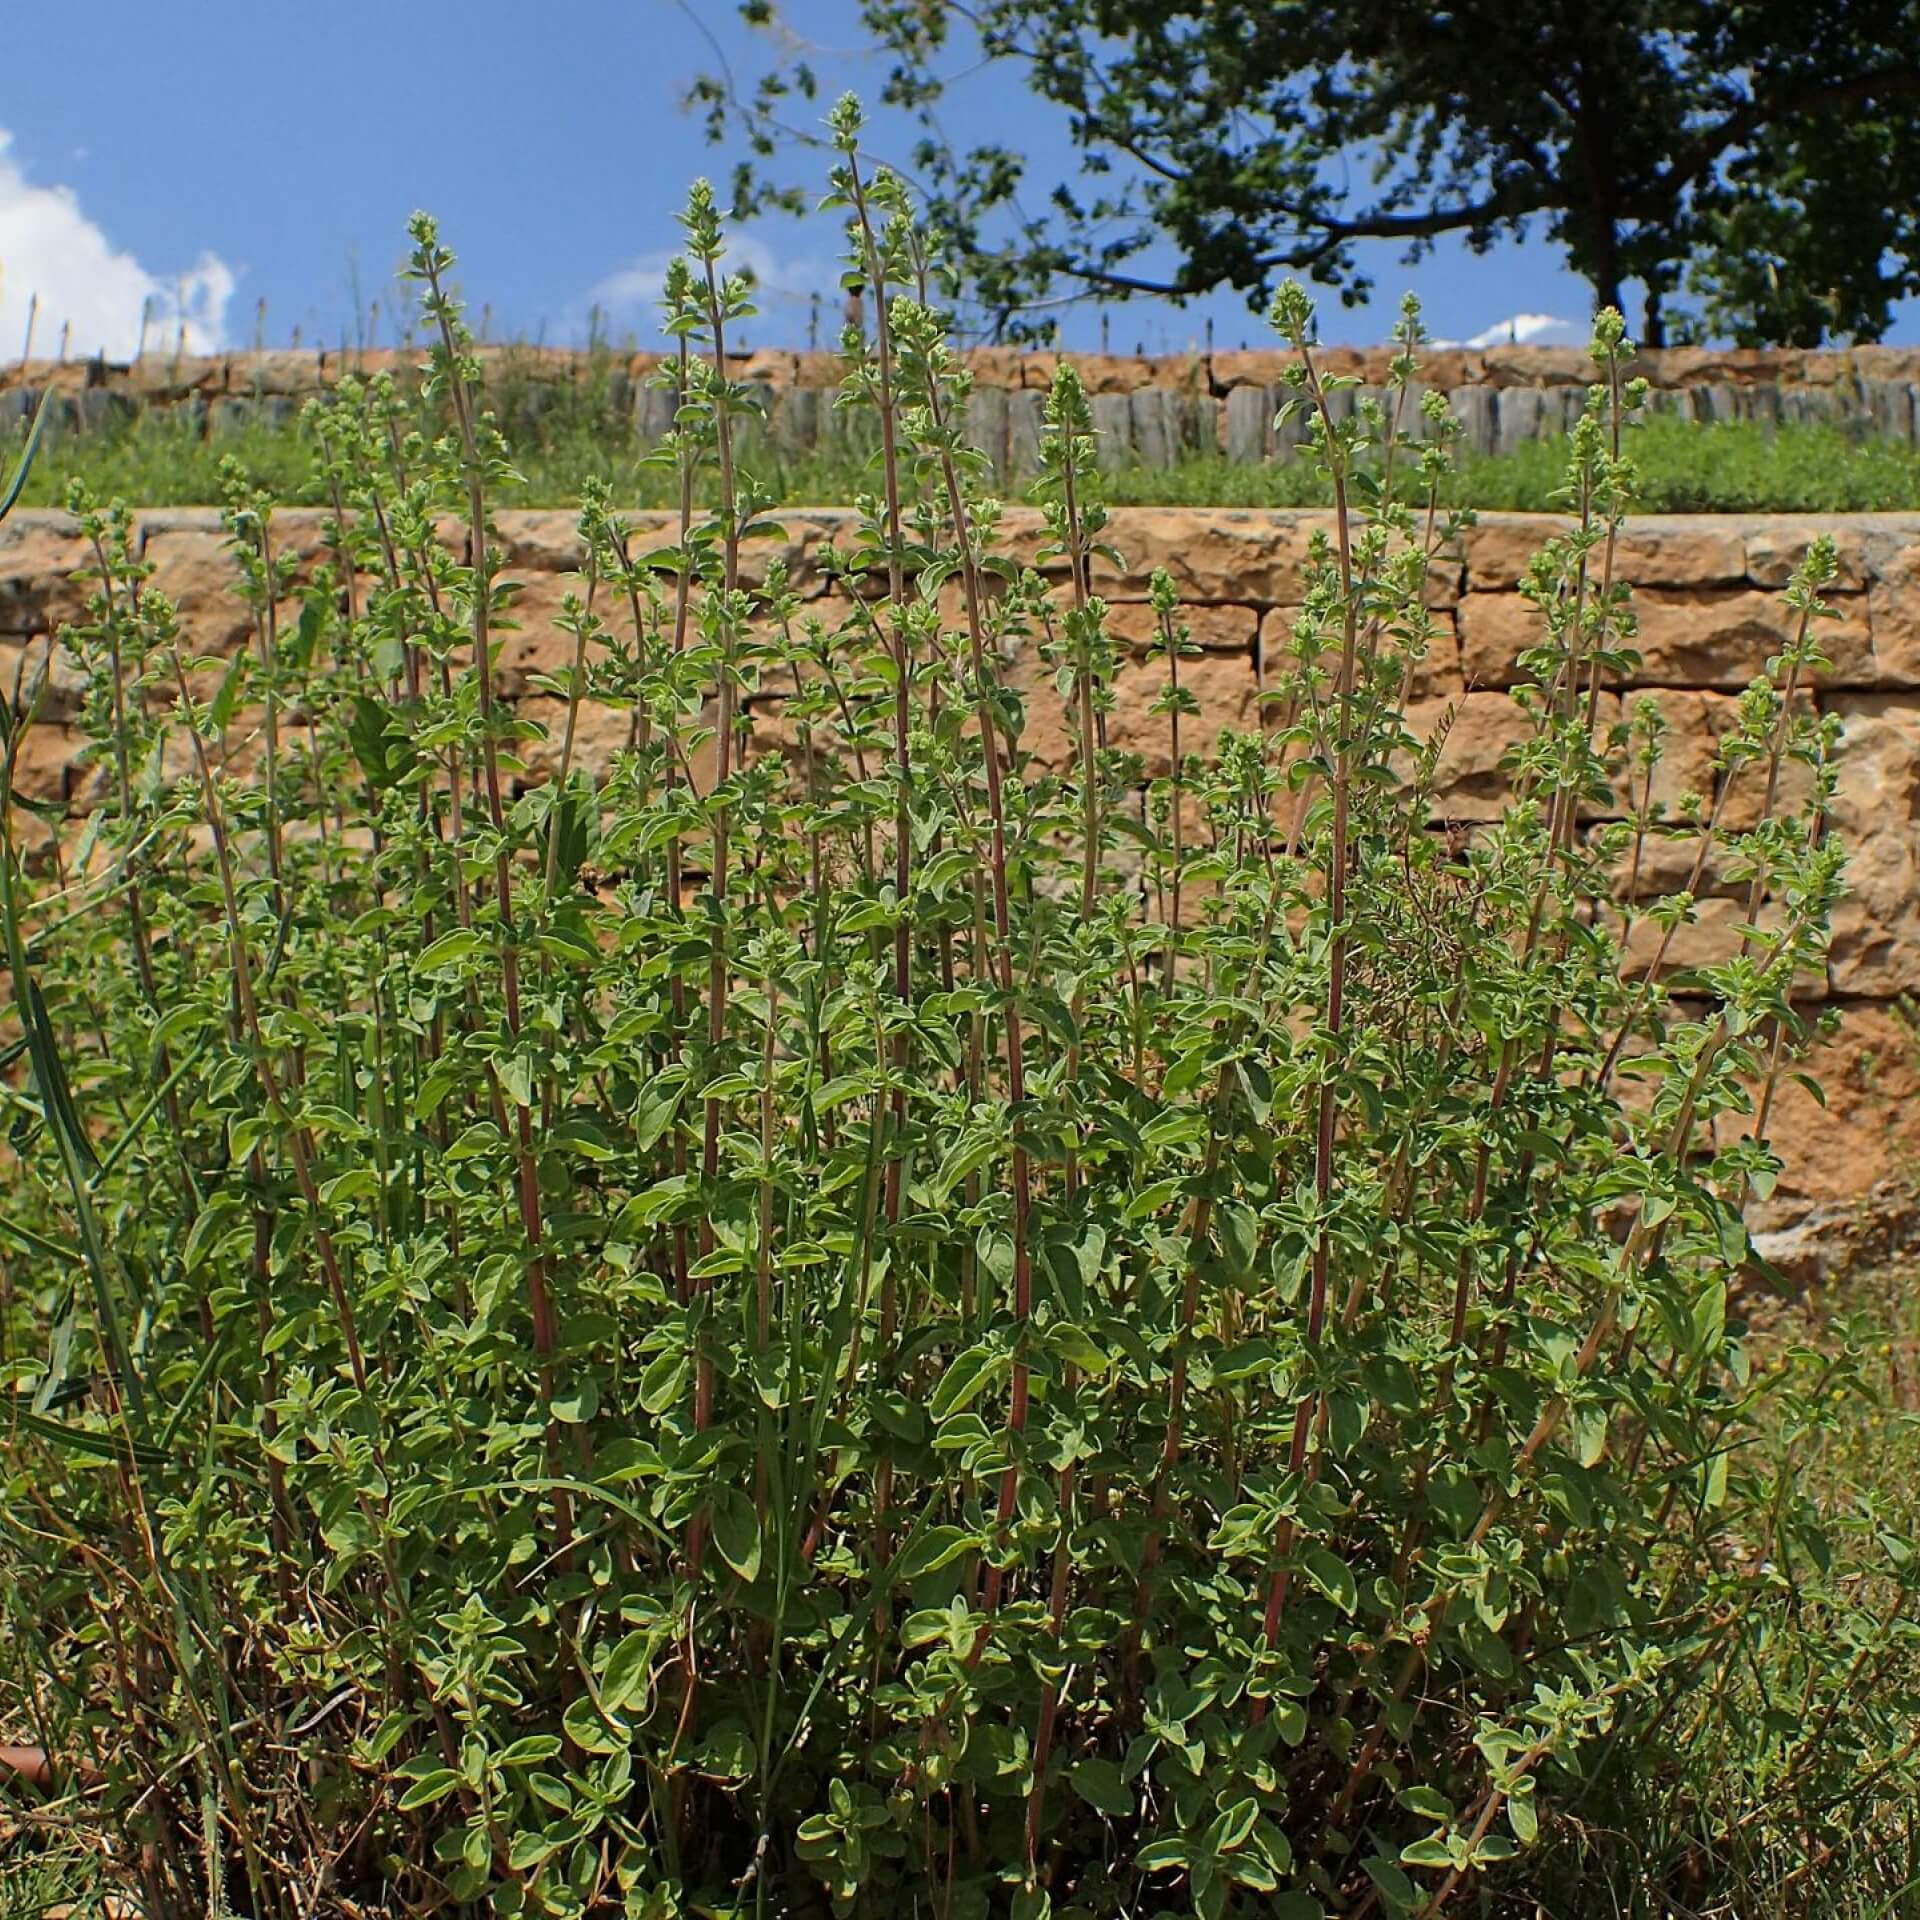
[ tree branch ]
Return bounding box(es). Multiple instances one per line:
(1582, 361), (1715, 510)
(1651, 59), (1920, 205)
(1050, 180), (1545, 299)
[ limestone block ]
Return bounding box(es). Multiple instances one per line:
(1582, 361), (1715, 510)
(1609, 687), (1728, 820)
(1010, 644), (1259, 777)
(1860, 529), (1920, 686)
(1457, 586), (1874, 689)
(1091, 392), (1135, 471)
(1742, 1003), (1920, 1241)
(1096, 510), (1317, 603)
(1129, 390), (1177, 470)
(1101, 599), (1258, 655)
(7, 717), (77, 803)
(1619, 895), (1815, 992)
(0, 513), (93, 637)
(1210, 351), (1293, 391)
(1398, 691), (1609, 820)
(1864, 379), (1916, 442)
(493, 511), (586, 572)
(222, 350), (326, 397)
(633, 383), (676, 445)
(1464, 515), (1748, 591)
(1744, 519), (1883, 591)
(125, 355), (225, 400)
(960, 348), (1027, 390)
(140, 518), (330, 656)
(965, 388), (1009, 478)
(0, 635), (89, 720)
(491, 571), (597, 696)
(772, 386), (822, 455)
(1604, 827), (1745, 902)
(1182, 392), (1223, 458)
(1691, 383), (1741, 424)
(1259, 606), (1461, 703)
(1779, 387), (1837, 429)
(1449, 385), (1496, 459)
(1007, 391), (1045, 480)
(1224, 385), (1271, 464)
(1493, 386), (1544, 452)
(1825, 695), (1920, 995)
(511, 695), (639, 788)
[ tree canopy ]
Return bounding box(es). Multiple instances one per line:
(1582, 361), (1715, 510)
(695, 0), (1920, 345)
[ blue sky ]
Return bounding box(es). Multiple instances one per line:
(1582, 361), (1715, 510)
(1, 0), (1905, 364)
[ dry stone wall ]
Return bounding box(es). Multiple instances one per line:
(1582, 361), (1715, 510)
(11, 345), (1920, 472)
(2, 504), (1917, 1269)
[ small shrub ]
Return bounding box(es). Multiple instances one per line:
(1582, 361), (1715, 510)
(17, 365), (1920, 520)
(2, 102), (1916, 1920)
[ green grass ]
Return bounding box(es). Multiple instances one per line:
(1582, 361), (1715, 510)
(10, 405), (1920, 513)
(0, 1846), (103, 1919)
(1548, 1259), (1920, 1918)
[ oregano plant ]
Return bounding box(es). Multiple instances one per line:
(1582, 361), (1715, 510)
(2, 103), (1916, 1920)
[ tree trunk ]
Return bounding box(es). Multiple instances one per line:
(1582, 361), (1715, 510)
(1590, 219), (1623, 326)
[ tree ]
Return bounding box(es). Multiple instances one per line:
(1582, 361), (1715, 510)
(694, 0), (1920, 345)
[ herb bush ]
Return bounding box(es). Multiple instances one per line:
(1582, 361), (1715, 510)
(26, 390), (1920, 519)
(2, 102), (1917, 1919)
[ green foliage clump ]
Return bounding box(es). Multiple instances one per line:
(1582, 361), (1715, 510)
(19, 399), (1920, 516)
(700, 0), (1920, 345)
(2, 107), (1917, 1920)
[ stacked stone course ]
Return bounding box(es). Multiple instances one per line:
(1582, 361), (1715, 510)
(2, 504), (1916, 1267)
(11, 345), (1920, 471)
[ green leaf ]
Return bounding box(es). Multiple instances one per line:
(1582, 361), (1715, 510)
(1216, 1199), (1258, 1277)
(929, 1126), (1001, 1203)
(638, 1349), (687, 1416)
(320, 1168), (380, 1209)
(551, 1376), (600, 1424)
(1069, 1757), (1133, 1819)
(507, 1828), (563, 1871)
(9, 1406), (167, 1469)
(1212, 1797), (1259, 1851)
(498, 1051), (537, 1109)
(181, 1197), (242, 1273)
(1048, 1322), (1111, 1375)
(0, 389), (53, 522)
(632, 1069), (689, 1151)
(1397, 1785), (1452, 1822)
(347, 693), (417, 790)
(417, 928), (487, 972)
(710, 1486), (762, 1582)
(1362, 1857), (1417, 1913)
(1702, 1447), (1729, 1511)
(899, 1525), (978, 1579)
(1303, 1547), (1357, 1616)
(1571, 1402), (1609, 1468)
(600, 1629), (655, 1714)
(24, 980), (99, 1176)
(396, 1768), (461, 1812)
(209, 649), (249, 731)
(930, 1343), (1005, 1420)
(564, 1691), (626, 1755)
(0, 1212), (78, 1265)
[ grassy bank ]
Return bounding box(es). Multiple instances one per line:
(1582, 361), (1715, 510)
(10, 404), (1920, 514)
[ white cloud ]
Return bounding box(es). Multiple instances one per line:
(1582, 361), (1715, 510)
(0, 130), (235, 362)
(1433, 311), (1581, 350)
(587, 231), (836, 336)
